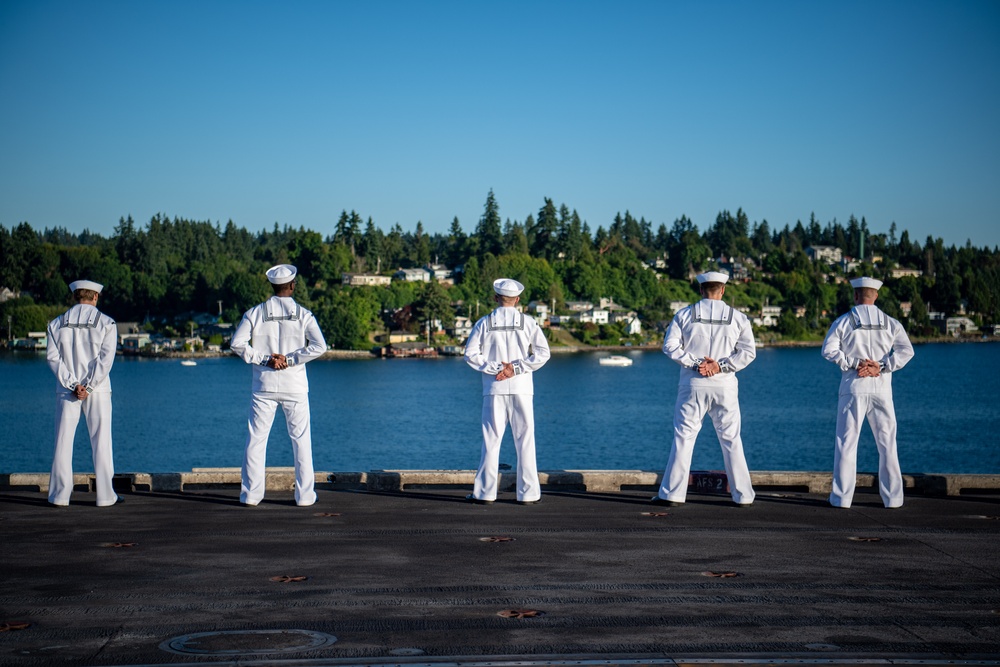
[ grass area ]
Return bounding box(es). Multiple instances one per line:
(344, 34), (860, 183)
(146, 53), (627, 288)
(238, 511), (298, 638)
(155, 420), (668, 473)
(546, 327), (585, 347)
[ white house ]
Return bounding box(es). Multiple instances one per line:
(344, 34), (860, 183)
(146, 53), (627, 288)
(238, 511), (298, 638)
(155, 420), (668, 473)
(806, 245), (843, 264)
(668, 301), (691, 316)
(394, 268), (431, 282)
(890, 267), (923, 279)
(527, 301), (549, 316)
(0, 286), (19, 303)
(619, 316), (642, 335)
(424, 264), (453, 281)
(342, 273), (391, 287)
(754, 305), (782, 328)
(449, 315), (473, 339)
(578, 308), (610, 325)
(946, 317), (978, 336)
(565, 301), (593, 312)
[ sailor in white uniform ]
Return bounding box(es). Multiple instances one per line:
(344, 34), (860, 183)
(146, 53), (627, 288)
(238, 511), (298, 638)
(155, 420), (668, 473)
(230, 264), (328, 507)
(821, 276), (914, 509)
(46, 279), (120, 507)
(655, 271), (757, 507)
(464, 278), (551, 504)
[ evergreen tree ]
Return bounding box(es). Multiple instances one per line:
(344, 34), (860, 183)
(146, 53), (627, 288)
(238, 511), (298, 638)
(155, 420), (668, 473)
(474, 189), (503, 257)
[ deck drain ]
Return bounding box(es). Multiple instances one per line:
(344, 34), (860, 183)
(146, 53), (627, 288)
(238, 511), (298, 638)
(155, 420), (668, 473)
(497, 609), (544, 619)
(313, 512), (342, 517)
(0, 621), (30, 632)
(160, 629), (336, 655)
(701, 571), (740, 578)
(641, 512), (670, 517)
(389, 648), (426, 656)
(270, 575), (309, 583)
(848, 536), (882, 542)
(479, 536), (515, 542)
(101, 542), (138, 548)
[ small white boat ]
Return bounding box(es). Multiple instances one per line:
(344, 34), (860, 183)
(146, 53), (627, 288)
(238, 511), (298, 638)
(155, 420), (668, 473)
(599, 355), (633, 367)
(180, 360), (197, 367)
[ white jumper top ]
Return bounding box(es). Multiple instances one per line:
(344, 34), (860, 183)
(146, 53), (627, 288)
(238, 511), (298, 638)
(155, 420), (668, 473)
(230, 296), (328, 393)
(464, 306), (551, 396)
(46, 304), (117, 394)
(822, 304), (914, 395)
(663, 299), (756, 387)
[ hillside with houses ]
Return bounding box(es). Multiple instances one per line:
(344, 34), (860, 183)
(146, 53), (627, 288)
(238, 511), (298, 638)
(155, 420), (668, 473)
(2, 191), (998, 352)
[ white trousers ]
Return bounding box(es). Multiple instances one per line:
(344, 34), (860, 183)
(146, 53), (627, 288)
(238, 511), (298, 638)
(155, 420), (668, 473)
(241, 391), (316, 506)
(830, 392), (903, 508)
(473, 394), (541, 502)
(659, 384), (755, 504)
(49, 391), (116, 506)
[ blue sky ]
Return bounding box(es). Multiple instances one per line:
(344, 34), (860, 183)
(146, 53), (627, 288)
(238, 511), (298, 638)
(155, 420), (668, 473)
(1, 0), (998, 248)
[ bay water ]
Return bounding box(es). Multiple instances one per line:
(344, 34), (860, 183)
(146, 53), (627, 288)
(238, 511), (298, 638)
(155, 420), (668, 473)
(1, 343), (997, 475)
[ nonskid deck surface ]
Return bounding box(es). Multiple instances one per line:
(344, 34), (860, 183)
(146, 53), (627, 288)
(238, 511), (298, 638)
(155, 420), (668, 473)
(0, 483), (998, 665)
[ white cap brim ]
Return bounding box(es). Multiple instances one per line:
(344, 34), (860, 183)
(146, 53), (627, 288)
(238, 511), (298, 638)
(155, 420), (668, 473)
(696, 271), (729, 285)
(493, 278), (524, 297)
(850, 277), (883, 290)
(266, 264), (298, 284)
(69, 280), (103, 293)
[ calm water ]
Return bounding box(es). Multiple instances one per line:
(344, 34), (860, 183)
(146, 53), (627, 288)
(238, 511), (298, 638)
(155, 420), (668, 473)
(2, 344), (998, 475)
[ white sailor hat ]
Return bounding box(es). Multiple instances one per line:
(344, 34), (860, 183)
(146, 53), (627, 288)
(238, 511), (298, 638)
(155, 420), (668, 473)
(849, 276), (883, 290)
(68, 279), (103, 293)
(493, 278), (524, 297)
(266, 264), (298, 284)
(696, 271), (730, 285)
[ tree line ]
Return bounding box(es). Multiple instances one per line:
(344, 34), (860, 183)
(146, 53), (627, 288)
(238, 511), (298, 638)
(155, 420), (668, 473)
(2, 190), (998, 349)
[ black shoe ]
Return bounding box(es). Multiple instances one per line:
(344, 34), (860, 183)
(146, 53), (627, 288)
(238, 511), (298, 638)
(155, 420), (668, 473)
(650, 496), (682, 507)
(516, 498), (540, 505)
(733, 502), (752, 508)
(466, 494), (493, 505)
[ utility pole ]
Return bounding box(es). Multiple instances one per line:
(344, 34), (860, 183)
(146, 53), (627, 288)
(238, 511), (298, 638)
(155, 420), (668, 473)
(6, 315), (11, 343)
(217, 300), (222, 317)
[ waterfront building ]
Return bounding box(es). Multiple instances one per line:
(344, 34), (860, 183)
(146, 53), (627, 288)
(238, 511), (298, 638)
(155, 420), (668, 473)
(945, 317), (978, 336)
(890, 267), (923, 279)
(121, 333), (151, 354)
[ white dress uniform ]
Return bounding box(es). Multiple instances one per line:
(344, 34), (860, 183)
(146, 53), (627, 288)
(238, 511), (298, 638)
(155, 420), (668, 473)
(658, 277), (757, 505)
(464, 280), (551, 502)
(821, 289), (914, 508)
(46, 281), (119, 507)
(230, 267), (327, 507)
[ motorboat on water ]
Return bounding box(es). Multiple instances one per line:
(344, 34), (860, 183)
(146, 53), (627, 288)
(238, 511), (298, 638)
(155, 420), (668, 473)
(180, 360), (197, 366)
(598, 355), (633, 367)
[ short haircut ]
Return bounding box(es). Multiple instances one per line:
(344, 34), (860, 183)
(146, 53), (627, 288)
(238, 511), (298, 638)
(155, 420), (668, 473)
(496, 294), (519, 306)
(271, 280), (294, 293)
(73, 288), (99, 302)
(856, 287), (878, 300)
(700, 282), (725, 297)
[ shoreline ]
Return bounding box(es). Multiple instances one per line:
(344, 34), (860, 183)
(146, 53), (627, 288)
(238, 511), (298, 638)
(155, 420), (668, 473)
(1, 335), (993, 360)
